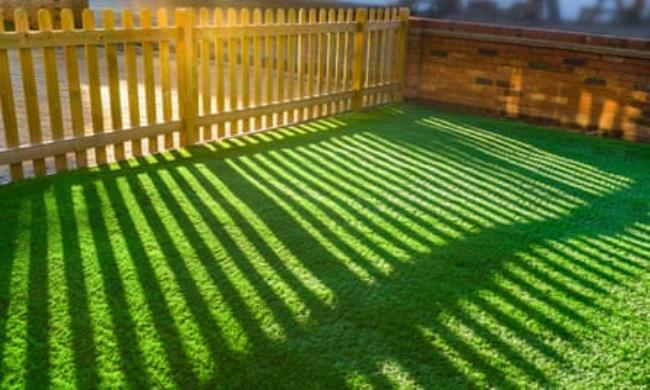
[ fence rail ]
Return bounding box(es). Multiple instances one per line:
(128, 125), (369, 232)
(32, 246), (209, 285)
(0, 6), (409, 182)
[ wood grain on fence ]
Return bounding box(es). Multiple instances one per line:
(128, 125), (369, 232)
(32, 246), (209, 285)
(0, 6), (408, 182)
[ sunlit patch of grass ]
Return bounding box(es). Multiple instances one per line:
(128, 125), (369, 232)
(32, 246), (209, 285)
(1, 104), (649, 388)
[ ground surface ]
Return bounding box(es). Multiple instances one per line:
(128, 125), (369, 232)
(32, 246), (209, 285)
(1, 104), (649, 388)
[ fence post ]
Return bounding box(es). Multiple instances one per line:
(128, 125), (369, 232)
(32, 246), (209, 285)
(351, 8), (367, 111)
(396, 7), (410, 102)
(176, 8), (198, 146)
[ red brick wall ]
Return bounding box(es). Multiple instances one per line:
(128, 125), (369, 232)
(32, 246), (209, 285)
(406, 18), (650, 142)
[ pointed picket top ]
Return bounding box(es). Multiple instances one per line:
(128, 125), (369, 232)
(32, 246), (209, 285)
(214, 7), (224, 25)
(199, 7), (210, 25)
(264, 8), (274, 23)
(241, 7), (250, 24)
(37, 8), (53, 30)
(227, 7), (238, 26)
(14, 8), (30, 32)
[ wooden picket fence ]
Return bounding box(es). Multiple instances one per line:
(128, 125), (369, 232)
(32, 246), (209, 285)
(0, 6), (409, 182)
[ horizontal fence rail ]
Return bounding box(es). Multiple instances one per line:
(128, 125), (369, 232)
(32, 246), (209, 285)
(0, 6), (409, 182)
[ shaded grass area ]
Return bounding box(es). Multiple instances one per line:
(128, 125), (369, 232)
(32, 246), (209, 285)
(1, 104), (650, 388)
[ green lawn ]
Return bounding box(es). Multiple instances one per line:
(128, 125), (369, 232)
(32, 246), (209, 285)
(1, 104), (650, 388)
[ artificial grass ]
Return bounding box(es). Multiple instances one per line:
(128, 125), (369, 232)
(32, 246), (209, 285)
(1, 104), (649, 388)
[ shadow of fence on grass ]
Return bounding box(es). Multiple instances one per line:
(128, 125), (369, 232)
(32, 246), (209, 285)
(1, 105), (649, 387)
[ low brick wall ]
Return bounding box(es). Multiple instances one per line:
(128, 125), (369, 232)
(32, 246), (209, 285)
(406, 18), (650, 142)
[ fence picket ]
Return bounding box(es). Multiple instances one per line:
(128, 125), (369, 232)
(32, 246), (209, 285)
(214, 7), (225, 139)
(378, 9), (389, 104)
(264, 9), (274, 128)
(366, 8), (376, 108)
(0, 10), (22, 179)
(286, 8), (296, 123)
(228, 8), (239, 136)
(141, 9), (158, 152)
(387, 8), (397, 103)
(352, 8), (367, 111)
(61, 9), (86, 169)
(241, 8), (251, 133)
(82, 9), (107, 165)
(276, 9), (286, 127)
(326, 9), (336, 114)
(334, 9), (344, 101)
(307, 8), (316, 120)
(199, 7), (211, 141)
(296, 8), (306, 122)
(158, 8), (174, 148)
(253, 8), (263, 131)
(178, 7), (197, 144)
(389, 8), (397, 102)
(103, 9), (124, 160)
(38, 10), (66, 172)
(373, 8), (384, 105)
(315, 9), (326, 117)
(15, 9), (46, 176)
(123, 9), (141, 154)
(343, 8), (354, 111)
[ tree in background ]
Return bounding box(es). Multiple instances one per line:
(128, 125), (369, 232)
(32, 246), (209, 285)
(579, 0), (646, 24)
(543, 0), (561, 21)
(407, 0), (459, 17)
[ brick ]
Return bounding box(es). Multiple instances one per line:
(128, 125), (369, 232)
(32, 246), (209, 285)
(478, 48), (499, 56)
(635, 117), (650, 127)
(584, 78), (607, 87)
(529, 61), (551, 70)
(502, 90), (520, 97)
(563, 57), (587, 67)
(429, 50), (448, 58)
(625, 39), (650, 51)
(475, 77), (494, 86)
(635, 128), (650, 142)
(603, 129), (625, 139)
(635, 84), (650, 93)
